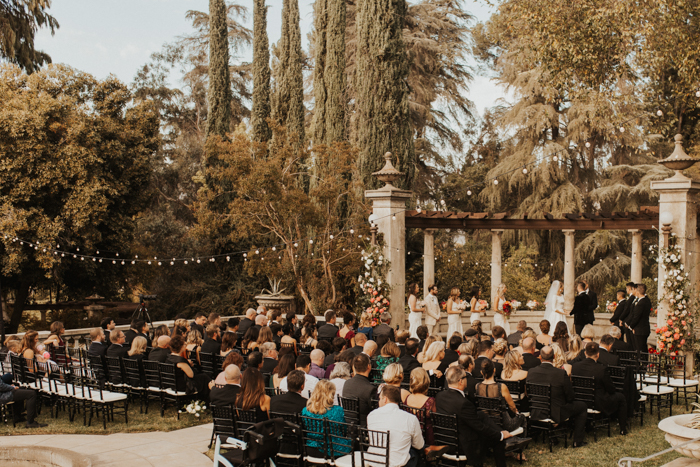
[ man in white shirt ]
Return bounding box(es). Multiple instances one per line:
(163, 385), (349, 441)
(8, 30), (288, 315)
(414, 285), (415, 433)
(279, 354), (318, 398)
(424, 284), (441, 336)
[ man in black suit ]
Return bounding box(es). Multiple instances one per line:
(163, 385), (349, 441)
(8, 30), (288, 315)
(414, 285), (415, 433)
(507, 320), (527, 349)
(437, 335), (461, 374)
(583, 280), (598, 316)
(571, 342), (628, 434)
(618, 282), (637, 345)
(609, 326), (632, 354)
(106, 330), (129, 359)
(457, 354), (478, 399)
(570, 282), (592, 336)
(261, 343), (279, 374)
(341, 353), (377, 426)
(318, 310), (340, 341)
(609, 290), (628, 333)
(123, 319), (143, 347)
(398, 338), (421, 374)
(210, 364), (242, 407)
(372, 312), (396, 344)
(226, 317), (240, 334)
(100, 317), (115, 349)
(598, 335), (621, 366)
(88, 328), (108, 357)
(351, 333), (367, 355)
(201, 325), (222, 354)
(520, 337), (541, 371)
(526, 346), (588, 447)
(436, 366), (511, 467)
(270, 370), (308, 414)
(190, 312), (208, 337)
(626, 283), (652, 352)
(237, 309), (256, 337)
(416, 326), (428, 353)
(474, 340), (503, 378)
(396, 330), (409, 357)
(148, 336), (171, 363)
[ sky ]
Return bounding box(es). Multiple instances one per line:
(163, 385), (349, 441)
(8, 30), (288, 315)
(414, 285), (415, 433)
(34, 0), (506, 117)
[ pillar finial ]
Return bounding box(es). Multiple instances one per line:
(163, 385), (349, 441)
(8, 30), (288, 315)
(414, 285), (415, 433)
(372, 152), (405, 188)
(658, 134), (699, 180)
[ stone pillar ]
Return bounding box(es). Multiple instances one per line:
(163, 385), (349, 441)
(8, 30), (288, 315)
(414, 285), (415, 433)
(423, 229), (436, 298)
(563, 230), (576, 313)
(629, 229), (643, 284)
(365, 153), (413, 330)
(491, 230), (503, 308)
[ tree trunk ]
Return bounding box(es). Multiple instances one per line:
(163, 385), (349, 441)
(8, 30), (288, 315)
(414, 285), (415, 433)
(9, 281), (31, 334)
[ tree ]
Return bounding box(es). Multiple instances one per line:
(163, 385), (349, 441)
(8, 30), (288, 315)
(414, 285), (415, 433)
(0, 0), (58, 73)
(353, 0), (415, 189)
(206, 0), (232, 138)
(0, 64), (159, 332)
(252, 0), (272, 144)
(272, 0), (305, 145)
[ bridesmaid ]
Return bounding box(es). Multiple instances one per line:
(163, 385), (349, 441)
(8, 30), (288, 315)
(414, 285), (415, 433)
(446, 287), (464, 338)
(469, 286), (486, 324)
(407, 283), (425, 339)
(492, 283), (511, 335)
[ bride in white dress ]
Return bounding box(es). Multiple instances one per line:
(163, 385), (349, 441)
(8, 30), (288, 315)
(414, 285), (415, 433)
(407, 283), (425, 338)
(446, 287), (465, 337)
(492, 283), (511, 335)
(543, 280), (566, 336)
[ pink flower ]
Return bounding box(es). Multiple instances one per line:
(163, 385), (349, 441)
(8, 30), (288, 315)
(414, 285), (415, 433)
(681, 339), (686, 345)
(674, 333), (680, 340)
(668, 319), (674, 325)
(682, 321), (687, 326)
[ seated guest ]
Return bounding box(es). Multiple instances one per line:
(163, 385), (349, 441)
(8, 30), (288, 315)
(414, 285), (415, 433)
(404, 368), (437, 443)
(301, 380), (351, 457)
(215, 351), (246, 385)
(552, 321), (570, 352)
(457, 354), (478, 399)
(526, 346), (587, 447)
(398, 338), (421, 374)
(374, 341), (401, 383)
(342, 353), (377, 425)
(324, 348), (355, 379)
(316, 340), (333, 366)
(242, 327), (260, 353)
(416, 325), (428, 352)
(149, 336), (172, 363)
(166, 335), (211, 399)
(609, 326), (632, 354)
(464, 328), (479, 341)
(101, 317), (115, 348)
(88, 328), (108, 357)
(436, 366), (511, 467)
(421, 341), (445, 381)
(551, 343), (572, 375)
(271, 353), (296, 388)
(507, 320), (527, 349)
(0, 377), (45, 428)
(106, 330), (129, 359)
(318, 309), (340, 341)
(339, 312), (357, 348)
(257, 327), (275, 347)
(171, 320), (189, 339)
(260, 343), (279, 374)
(247, 351), (264, 371)
(362, 340), (378, 359)
(437, 335), (461, 374)
(537, 320), (552, 346)
(459, 340), (478, 359)
(357, 312), (375, 341)
(309, 349), (326, 379)
(153, 324), (170, 343)
(491, 325), (507, 342)
(571, 342), (628, 435)
(599, 334), (621, 366)
(325, 337), (347, 367)
(417, 335), (437, 364)
(520, 337), (541, 371)
(127, 336), (148, 362)
(237, 308), (256, 337)
(329, 362), (352, 404)
(474, 340), (503, 378)
(501, 350), (528, 381)
(380, 362), (411, 401)
(279, 354), (319, 398)
(476, 359), (520, 416)
(492, 339), (508, 367)
(226, 317), (240, 334)
(581, 325), (596, 344)
(220, 331), (237, 357)
(395, 330), (410, 357)
(471, 320), (489, 342)
(190, 312), (207, 336)
(201, 325), (222, 354)
(123, 319), (145, 347)
(236, 368), (270, 422)
(566, 335), (584, 364)
(373, 312), (396, 345)
(210, 364), (242, 407)
(43, 321), (65, 348)
(301, 324), (318, 348)
(271, 370), (308, 414)
(270, 323), (283, 347)
(514, 329), (539, 354)
(351, 332), (367, 355)
(208, 312), (223, 333)
(280, 323), (297, 352)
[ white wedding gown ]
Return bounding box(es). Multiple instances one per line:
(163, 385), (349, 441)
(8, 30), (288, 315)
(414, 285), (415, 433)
(548, 295), (566, 336)
(493, 298), (511, 335)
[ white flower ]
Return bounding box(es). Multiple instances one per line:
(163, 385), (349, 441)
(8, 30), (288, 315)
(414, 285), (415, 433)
(195, 413), (200, 417)
(364, 272), (370, 277)
(379, 255), (384, 260)
(369, 278), (374, 283)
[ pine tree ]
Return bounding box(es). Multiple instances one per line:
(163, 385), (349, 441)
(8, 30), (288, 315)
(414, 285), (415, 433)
(354, 0), (415, 189)
(252, 0), (272, 143)
(273, 0), (305, 144)
(206, 0), (232, 138)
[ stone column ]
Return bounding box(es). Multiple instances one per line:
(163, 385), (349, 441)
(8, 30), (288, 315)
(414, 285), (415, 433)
(423, 229), (436, 298)
(563, 230), (576, 313)
(491, 230), (503, 308)
(629, 229), (643, 284)
(365, 153), (413, 330)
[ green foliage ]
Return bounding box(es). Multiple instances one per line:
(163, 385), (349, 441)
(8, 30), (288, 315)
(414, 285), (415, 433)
(0, 0), (58, 73)
(502, 246), (551, 305)
(206, 0), (232, 138)
(252, 0), (271, 143)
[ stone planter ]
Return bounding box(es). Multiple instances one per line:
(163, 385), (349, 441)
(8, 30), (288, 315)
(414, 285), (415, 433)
(659, 414), (700, 459)
(255, 294), (296, 314)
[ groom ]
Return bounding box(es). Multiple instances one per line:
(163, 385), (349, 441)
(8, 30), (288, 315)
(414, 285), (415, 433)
(570, 282), (593, 336)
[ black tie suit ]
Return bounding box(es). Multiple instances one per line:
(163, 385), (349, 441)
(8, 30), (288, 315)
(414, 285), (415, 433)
(626, 295), (652, 352)
(571, 357), (627, 430)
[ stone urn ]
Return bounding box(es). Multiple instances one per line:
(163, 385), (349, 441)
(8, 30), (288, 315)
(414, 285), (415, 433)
(659, 414), (700, 459)
(255, 278), (296, 314)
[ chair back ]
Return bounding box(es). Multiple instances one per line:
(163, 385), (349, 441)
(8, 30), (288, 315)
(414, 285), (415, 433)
(105, 356), (126, 386)
(235, 408), (260, 438)
(370, 368), (383, 383)
(300, 415), (330, 463)
(608, 365), (626, 393)
(432, 412), (461, 457)
(159, 363), (179, 391)
(401, 404), (430, 441)
(143, 360), (162, 389)
(199, 352), (216, 379)
(526, 382), (553, 420)
(87, 353), (108, 383)
(666, 354), (687, 383)
(338, 396), (360, 425)
(9, 355), (27, 385)
(298, 344), (313, 356)
(123, 358), (145, 388)
(571, 375), (596, 409)
(211, 404), (237, 442)
(356, 427), (390, 467)
(499, 378), (525, 400)
(639, 352), (667, 391)
(475, 395), (505, 427)
(280, 342), (297, 355)
(325, 419), (357, 460)
(270, 412), (303, 466)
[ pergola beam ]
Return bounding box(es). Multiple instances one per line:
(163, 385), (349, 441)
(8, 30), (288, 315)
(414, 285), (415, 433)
(405, 215), (659, 231)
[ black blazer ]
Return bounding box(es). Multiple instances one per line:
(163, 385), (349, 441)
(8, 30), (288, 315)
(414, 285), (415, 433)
(526, 362), (575, 423)
(318, 323), (339, 341)
(521, 352), (541, 371)
(618, 297), (634, 325)
(627, 296), (652, 336)
(571, 358), (619, 415)
(123, 329), (139, 347)
(435, 388), (503, 464)
(201, 338), (222, 354)
(610, 338), (632, 355)
(261, 358), (278, 375)
(597, 348), (620, 367)
(210, 384), (241, 408)
(350, 345), (363, 356)
(88, 342), (107, 358)
(398, 354), (421, 375)
(106, 343), (129, 359)
(587, 290), (599, 314)
(570, 293), (592, 326)
(610, 298), (628, 325)
(507, 331), (523, 348)
(270, 391), (308, 414)
(437, 349), (460, 374)
(464, 372), (478, 400)
(237, 318), (254, 337)
(372, 324), (395, 343)
(342, 374), (377, 426)
(148, 347), (170, 363)
(474, 356), (502, 379)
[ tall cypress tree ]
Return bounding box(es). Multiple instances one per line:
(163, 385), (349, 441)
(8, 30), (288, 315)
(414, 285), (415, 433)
(354, 0), (414, 189)
(273, 0), (305, 144)
(206, 0), (232, 138)
(252, 0), (272, 143)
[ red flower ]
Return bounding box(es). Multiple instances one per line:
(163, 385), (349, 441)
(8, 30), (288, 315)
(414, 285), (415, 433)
(373, 291), (378, 296)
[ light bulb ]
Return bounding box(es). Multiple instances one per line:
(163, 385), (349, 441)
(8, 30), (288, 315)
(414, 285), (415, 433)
(696, 91), (700, 98)
(330, 235), (334, 240)
(392, 215), (396, 220)
(467, 190), (472, 196)
(553, 155), (558, 162)
(657, 110), (663, 116)
(272, 246), (276, 251)
(522, 167), (528, 174)
(309, 239), (314, 244)
(585, 142), (591, 148)
(350, 229), (354, 234)
(226, 256), (230, 261)
(197, 259), (201, 263)
(440, 200), (445, 206)
(184, 260), (188, 264)
(494, 179), (499, 185)
(619, 127), (625, 133)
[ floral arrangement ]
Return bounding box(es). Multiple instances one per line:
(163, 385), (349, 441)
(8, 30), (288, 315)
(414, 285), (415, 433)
(526, 300), (538, 310)
(651, 234), (694, 356)
(357, 247), (390, 326)
(606, 301), (617, 312)
(478, 299), (489, 310)
(502, 301), (513, 318)
(441, 301), (446, 311)
(180, 400), (207, 417)
(510, 300), (521, 311)
(454, 301), (468, 311)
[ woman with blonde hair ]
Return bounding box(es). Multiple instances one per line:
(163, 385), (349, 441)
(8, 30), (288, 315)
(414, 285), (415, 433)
(566, 335), (583, 364)
(185, 329), (203, 365)
(471, 320), (489, 341)
(492, 283), (511, 335)
(446, 287), (464, 338)
(580, 324), (596, 343)
(404, 367), (437, 443)
(257, 327), (275, 346)
(128, 336), (148, 359)
(515, 329), (538, 354)
(551, 343), (572, 375)
(417, 335), (438, 363)
(501, 350), (528, 381)
(356, 312), (374, 341)
(380, 362), (410, 401)
(174, 318), (190, 332)
(301, 380), (351, 457)
(492, 339), (508, 365)
(422, 341), (445, 378)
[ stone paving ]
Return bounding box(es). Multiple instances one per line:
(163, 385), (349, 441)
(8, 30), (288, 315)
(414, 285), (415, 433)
(0, 423), (214, 467)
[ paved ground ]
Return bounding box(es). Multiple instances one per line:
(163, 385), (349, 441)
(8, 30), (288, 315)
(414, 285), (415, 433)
(0, 423), (214, 467)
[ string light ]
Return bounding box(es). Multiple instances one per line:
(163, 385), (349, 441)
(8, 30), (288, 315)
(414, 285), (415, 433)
(522, 167), (528, 174)
(552, 155), (558, 162)
(493, 179), (499, 185)
(619, 127), (625, 133)
(585, 142), (591, 148)
(657, 110), (663, 116)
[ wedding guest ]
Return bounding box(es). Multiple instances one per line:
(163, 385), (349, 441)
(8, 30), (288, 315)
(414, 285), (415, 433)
(537, 320), (552, 346)
(210, 364), (241, 408)
(123, 319), (145, 347)
(324, 337), (347, 367)
(236, 368), (270, 422)
(379, 362), (411, 402)
(0, 378), (45, 428)
(417, 335), (439, 364)
(342, 353), (377, 425)
(106, 330), (129, 359)
(242, 327), (260, 353)
(329, 362), (352, 404)
(459, 339), (478, 359)
(127, 336), (148, 362)
(362, 340), (378, 359)
(279, 354), (319, 398)
(416, 325), (429, 352)
(184, 330), (203, 365)
(351, 333), (367, 355)
(88, 328), (108, 358)
(491, 325), (507, 342)
(247, 351), (264, 371)
(566, 335), (583, 364)
(220, 331), (237, 357)
(398, 338), (422, 374)
(270, 370), (307, 414)
(374, 341), (401, 383)
(501, 350), (528, 382)
(608, 326), (632, 354)
(226, 317), (240, 334)
(338, 312), (356, 348)
(581, 325), (596, 343)
(356, 312), (375, 341)
(404, 368), (437, 443)
(214, 350), (245, 385)
(474, 340), (503, 378)
(551, 343), (572, 375)
(422, 341), (445, 380)
(280, 323), (297, 353)
(238, 309), (256, 337)
(507, 320), (527, 349)
(514, 330), (538, 354)
(469, 286), (487, 325)
(471, 320), (489, 342)
(396, 330), (410, 357)
(309, 349), (326, 379)
(270, 323), (283, 347)
(520, 337), (541, 371)
(373, 312), (396, 347)
(458, 354), (478, 399)
(598, 335), (621, 366)
(492, 339), (508, 367)
(200, 325), (221, 354)
(166, 335), (211, 399)
(149, 335), (172, 363)
(101, 317), (115, 348)
(424, 284), (441, 337)
(271, 353), (296, 388)
(190, 312), (207, 336)
(260, 342), (278, 374)
(324, 348), (355, 379)
(301, 380), (351, 457)
(301, 324), (318, 348)
(437, 335), (461, 375)
(408, 282), (426, 339)
(318, 310), (340, 341)
(476, 359), (520, 416)
(254, 314), (268, 330)
(257, 327), (275, 347)
(552, 321), (570, 352)
(43, 321), (65, 348)
(153, 324), (170, 343)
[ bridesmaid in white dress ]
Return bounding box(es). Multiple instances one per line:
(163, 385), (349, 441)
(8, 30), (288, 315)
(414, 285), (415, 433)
(492, 283), (511, 335)
(469, 286), (486, 324)
(446, 287), (465, 337)
(543, 280), (566, 336)
(407, 283), (425, 338)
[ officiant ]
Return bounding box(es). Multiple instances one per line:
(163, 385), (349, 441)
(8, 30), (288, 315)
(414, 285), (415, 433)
(570, 282), (593, 336)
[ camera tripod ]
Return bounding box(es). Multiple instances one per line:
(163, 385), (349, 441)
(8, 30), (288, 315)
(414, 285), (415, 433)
(131, 294), (157, 333)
